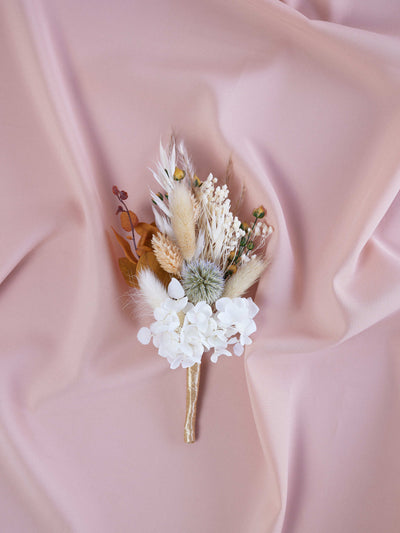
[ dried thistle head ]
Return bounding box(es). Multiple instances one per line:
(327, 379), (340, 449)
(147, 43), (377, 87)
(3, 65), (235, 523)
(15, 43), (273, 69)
(152, 233), (183, 276)
(181, 259), (224, 305)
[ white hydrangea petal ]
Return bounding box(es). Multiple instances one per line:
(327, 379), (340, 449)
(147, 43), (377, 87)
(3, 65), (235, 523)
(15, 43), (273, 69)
(233, 343), (244, 356)
(246, 298), (260, 318)
(215, 297), (230, 312)
(154, 306), (168, 321)
(211, 347), (232, 363)
(168, 278), (185, 299)
(164, 296), (188, 312)
(152, 335), (160, 348)
(170, 357), (182, 370)
(240, 334), (252, 345)
(243, 320), (257, 336)
(183, 301), (194, 313)
(210, 352), (218, 363)
(173, 297), (188, 312)
(137, 327), (151, 345)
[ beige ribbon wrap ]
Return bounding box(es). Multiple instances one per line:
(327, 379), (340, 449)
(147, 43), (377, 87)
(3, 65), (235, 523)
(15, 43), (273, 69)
(184, 363), (201, 443)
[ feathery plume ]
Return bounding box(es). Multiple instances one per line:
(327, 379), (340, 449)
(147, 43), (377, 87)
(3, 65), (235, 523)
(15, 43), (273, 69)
(152, 207), (174, 239)
(170, 183), (196, 261)
(177, 140), (196, 180)
(137, 268), (168, 310)
(152, 233), (183, 276)
(222, 257), (268, 298)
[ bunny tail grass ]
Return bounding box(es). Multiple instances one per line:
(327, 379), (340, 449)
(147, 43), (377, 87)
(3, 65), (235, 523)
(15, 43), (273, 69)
(136, 268), (168, 310)
(223, 257), (269, 298)
(170, 184), (196, 261)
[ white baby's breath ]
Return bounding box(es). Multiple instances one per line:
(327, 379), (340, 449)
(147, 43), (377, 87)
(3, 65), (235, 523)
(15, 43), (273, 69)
(196, 174), (245, 270)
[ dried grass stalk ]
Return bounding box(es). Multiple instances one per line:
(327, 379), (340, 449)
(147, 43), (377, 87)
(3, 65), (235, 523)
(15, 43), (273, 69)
(170, 184), (196, 261)
(223, 257), (268, 298)
(224, 156), (233, 186)
(152, 233), (183, 276)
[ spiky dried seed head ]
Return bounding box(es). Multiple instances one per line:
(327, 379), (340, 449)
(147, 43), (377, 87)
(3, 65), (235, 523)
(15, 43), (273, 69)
(181, 259), (224, 305)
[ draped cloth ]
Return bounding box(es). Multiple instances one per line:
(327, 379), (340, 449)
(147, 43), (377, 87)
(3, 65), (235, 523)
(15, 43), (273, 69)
(1, 1), (399, 531)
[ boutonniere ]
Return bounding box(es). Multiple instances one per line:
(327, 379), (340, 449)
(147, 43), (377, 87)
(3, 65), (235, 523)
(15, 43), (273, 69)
(112, 137), (273, 443)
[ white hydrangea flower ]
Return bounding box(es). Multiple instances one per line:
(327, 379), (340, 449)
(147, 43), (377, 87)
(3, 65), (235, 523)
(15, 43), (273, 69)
(137, 279), (260, 368)
(215, 296), (259, 356)
(186, 301), (213, 332)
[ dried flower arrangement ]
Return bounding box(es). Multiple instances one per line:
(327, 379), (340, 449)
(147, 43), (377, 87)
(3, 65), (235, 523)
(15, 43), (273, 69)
(112, 137), (273, 443)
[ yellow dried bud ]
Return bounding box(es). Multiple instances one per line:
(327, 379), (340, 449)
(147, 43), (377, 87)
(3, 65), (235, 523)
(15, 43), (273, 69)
(193, 175), (202, 187)
(225, 264), (237, 277)
(253, 205), (266, 219)
(173, 167), (186, 181)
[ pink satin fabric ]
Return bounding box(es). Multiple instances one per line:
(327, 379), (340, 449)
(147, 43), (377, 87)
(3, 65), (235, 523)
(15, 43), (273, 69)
(1, 1), (400, 531)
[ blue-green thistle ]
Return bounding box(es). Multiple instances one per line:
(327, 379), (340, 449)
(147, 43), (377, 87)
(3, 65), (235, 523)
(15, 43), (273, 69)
(181, 259), (224, 305)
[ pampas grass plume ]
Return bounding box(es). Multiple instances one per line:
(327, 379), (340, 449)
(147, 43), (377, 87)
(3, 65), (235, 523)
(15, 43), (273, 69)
(136, 268), (168, 310)
(223, 257), (268, 298)
(170, 184), (196, 261)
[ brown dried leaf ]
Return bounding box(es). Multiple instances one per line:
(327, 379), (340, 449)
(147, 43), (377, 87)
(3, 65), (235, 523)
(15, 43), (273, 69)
(137, 245), (153, 257)
(118, 257), (138, 287)
(136, 251), (171, 287)
(135, 222), (159, 237)
(120, 210), (139, 231)
(135, 222), (159, 251)
(112, 227), (137, 264)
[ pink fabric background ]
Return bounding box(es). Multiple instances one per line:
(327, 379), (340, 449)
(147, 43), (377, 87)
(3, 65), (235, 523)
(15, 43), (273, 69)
(1, 0), (400, 531)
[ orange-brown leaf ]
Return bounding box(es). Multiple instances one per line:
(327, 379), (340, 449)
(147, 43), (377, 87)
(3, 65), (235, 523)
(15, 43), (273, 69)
(135, 222), (159, 251)
(118, 257), (138, 287)
(112, 227), (137, 264)
(137, 245), (153, 257)
(136, 251), (171, 287)
(120, 210), (139, 231)
(135, 222), (159, 237)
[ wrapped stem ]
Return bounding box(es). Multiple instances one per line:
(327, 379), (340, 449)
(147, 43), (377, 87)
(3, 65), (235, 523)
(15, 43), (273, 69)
(184, 363), (201, 443)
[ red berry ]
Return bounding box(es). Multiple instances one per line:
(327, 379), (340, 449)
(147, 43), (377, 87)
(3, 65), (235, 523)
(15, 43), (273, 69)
(119, 190), (128, 200)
